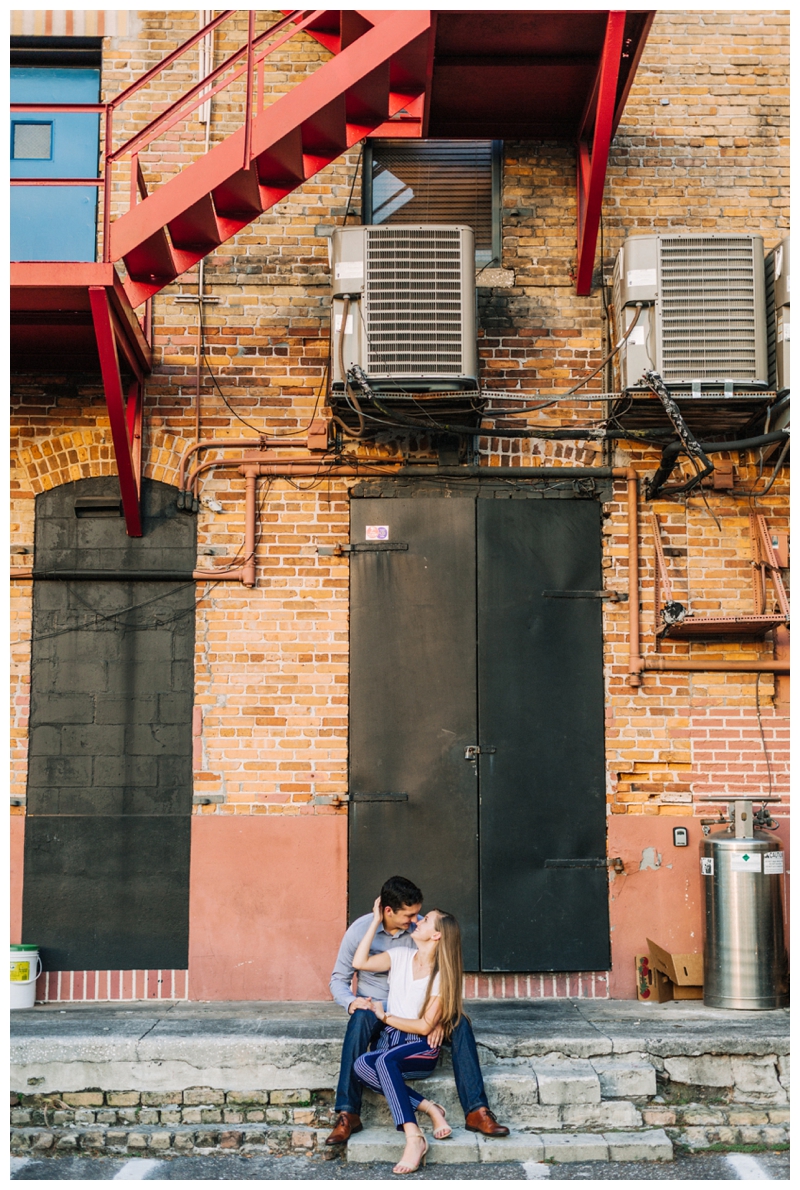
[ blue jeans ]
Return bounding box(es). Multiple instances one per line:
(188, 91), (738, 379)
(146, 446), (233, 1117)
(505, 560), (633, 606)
(335, 1008), (489, 1117)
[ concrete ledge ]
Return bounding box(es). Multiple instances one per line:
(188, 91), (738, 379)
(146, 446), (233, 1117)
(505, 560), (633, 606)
(347, 1127), (479, 1165)
(541, 1132), (609, 1162)
(605, 1129), (673, 1161)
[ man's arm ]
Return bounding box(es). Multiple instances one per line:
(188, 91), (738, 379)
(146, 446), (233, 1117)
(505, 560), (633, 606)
(329, 919), (366, 1011)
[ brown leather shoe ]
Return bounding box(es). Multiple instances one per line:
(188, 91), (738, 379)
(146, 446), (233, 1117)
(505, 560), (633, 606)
(464, 1107), (510, 1137)
(325, 1111), (363, 1145)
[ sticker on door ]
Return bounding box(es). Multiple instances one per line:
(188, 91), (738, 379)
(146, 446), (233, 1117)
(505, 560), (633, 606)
(365, 526), (389, 541)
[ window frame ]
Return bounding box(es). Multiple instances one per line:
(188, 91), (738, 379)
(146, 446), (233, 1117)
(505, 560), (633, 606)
(11, 120), (55, 161)
(361, 138), (503, 267)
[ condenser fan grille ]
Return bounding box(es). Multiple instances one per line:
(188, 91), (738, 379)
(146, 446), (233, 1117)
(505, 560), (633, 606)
(366, 228), (464, 375)
(659, 237), (760, 382)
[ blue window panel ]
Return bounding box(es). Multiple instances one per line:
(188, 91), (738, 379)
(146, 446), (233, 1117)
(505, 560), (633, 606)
(11, 67), (100, 262)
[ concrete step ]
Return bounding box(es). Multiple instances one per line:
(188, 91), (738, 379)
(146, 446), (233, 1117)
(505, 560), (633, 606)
(347, 1126), (674, 1165)
(361, 1059), (654, 1129)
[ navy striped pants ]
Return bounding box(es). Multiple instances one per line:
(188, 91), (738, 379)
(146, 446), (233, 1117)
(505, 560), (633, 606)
(354, 1027), (440, 1129)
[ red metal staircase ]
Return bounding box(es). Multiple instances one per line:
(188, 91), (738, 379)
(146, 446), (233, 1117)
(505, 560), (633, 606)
(109, 9), (433, 307)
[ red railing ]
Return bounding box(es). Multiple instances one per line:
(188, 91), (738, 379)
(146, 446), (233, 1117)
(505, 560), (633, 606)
(10, 10), (323, 263)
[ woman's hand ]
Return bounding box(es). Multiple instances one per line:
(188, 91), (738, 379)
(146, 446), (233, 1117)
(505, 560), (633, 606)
(368, 997), (386, 1022)
(372, 895), (383, 925)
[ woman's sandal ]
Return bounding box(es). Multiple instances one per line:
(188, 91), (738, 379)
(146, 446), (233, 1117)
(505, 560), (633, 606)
(429, 1102), (452, 1140)
(393, 1133), (428, 1175)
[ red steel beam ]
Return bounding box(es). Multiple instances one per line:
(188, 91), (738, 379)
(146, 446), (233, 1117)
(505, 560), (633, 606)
(88, 286), (143, 536)
(575, 11), (626, 296)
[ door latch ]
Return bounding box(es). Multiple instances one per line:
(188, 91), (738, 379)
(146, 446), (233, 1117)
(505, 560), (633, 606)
(465, 746), (496, 760)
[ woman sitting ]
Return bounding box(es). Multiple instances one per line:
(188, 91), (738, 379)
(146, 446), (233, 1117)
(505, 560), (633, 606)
(352, 896), (465, 1175)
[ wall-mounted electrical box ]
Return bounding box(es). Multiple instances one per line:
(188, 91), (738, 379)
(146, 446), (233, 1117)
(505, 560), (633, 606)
(612, 234), (769, 391)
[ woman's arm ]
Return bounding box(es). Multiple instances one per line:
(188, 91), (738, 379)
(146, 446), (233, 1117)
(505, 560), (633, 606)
(352, 896), (392, 973)
(369, 995), (442, 1038)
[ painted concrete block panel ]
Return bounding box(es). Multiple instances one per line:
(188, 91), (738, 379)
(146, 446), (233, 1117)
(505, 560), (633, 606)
(188, 815), (347, 1001)
(607, 816), (703, 999)
(11, 815), (24, 943)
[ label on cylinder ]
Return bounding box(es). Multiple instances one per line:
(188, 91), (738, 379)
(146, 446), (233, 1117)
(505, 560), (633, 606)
(701, 857), (714, 875)
(764, 851), (785, 874)
(730, 852), (762, 872)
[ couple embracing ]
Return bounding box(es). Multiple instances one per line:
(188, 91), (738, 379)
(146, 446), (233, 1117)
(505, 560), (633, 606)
(327, 875), (508, 1175)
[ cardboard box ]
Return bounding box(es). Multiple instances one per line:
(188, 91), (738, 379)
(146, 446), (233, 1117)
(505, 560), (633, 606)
(646, 938), (704, 1001)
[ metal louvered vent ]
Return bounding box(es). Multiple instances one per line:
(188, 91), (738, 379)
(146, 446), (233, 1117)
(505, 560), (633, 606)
(365, 226), (465, 377)
(659, 237), (763, 383)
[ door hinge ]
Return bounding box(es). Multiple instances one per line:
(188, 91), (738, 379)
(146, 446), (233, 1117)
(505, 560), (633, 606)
(465, 746), (496, 760)
(350, 791), (409, 802)
(542, 590), (628, 601)
(545, 857), (624, 872)
(317, 543), (409, 556)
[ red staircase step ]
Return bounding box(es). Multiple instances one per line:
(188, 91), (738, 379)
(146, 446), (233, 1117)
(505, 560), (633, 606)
(167, 193), (223, 253)
(123, 227), (179, 286)
(345, 62), (392, 128)
(212, 164), (265, 221)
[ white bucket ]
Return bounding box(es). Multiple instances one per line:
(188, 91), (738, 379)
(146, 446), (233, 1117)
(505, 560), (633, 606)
(10, 945), (42, 1010)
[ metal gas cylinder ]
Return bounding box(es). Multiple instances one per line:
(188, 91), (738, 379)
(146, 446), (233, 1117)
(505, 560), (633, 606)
(702, 799), (788, 1009)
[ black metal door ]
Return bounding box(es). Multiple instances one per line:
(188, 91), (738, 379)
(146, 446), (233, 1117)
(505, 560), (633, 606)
(348, 498), (480, 968)
(348, 492), (609, 973)
(477, 499), (609, 971)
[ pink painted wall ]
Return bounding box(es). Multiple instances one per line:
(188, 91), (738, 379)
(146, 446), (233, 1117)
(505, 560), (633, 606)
(188, 814), (347, 1001)
(608, 814), (790, 998)
(10, 816), (24, 944)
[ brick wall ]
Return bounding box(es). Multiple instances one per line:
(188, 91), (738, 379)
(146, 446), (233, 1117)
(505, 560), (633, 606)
(9, 11), (790, 995)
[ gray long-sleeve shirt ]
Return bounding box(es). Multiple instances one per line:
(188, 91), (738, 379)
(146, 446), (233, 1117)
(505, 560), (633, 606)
(329, 912), (418, 1011)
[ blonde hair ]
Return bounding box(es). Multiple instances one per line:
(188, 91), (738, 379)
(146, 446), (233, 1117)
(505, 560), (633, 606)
(420, 910), (465, 1041)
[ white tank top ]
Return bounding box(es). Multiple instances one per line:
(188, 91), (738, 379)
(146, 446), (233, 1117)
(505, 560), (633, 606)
(387, 947), (441, 1020)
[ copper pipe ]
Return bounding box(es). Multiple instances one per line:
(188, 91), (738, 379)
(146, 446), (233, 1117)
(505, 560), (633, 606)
(620, 467), (641, 687)
(242, 468), (258, 588)
(193, 567), (244, 582)
(774, 624), (790, 707)
(177, 438), (308, 494)
(641, 658), (789, 674)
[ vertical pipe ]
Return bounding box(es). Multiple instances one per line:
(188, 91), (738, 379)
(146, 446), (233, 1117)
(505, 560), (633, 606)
(196, 259), (204, 445)
(242, 468), (258, 588)
(774, 625), (790, 708)
(626, 470), (642, 686)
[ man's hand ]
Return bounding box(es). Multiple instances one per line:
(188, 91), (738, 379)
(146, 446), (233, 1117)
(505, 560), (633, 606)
(428, 1024), (444, 1048)
(348, 997), (374, 1015)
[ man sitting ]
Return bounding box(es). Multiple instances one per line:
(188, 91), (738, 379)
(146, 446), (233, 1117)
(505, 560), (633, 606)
(326, 874), (509, 1144)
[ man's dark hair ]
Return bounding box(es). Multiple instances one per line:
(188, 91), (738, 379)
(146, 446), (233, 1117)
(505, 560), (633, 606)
(380, 875), (423, 912)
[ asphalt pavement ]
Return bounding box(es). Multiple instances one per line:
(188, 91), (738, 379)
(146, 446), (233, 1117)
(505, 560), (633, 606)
(9, 1151), (789, 1181)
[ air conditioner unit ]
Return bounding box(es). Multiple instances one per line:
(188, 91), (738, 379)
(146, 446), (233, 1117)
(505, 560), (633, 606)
(765, 234), (790, 393)
(330, 225), (478, 393)
(612, 234), (768, 391)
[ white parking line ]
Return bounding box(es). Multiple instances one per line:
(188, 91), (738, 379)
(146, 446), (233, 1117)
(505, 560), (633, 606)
(113, 1158), (165, 1180)
(523, 1160), (552, 1179)
(725, 1152), (772, 1180)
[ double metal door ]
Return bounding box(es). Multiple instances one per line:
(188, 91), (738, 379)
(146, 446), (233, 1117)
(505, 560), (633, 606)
(349, 494), (610, 972)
